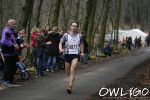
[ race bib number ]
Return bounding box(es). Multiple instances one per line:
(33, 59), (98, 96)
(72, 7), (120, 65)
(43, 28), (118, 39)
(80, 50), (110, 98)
(66, 42), (79, 54)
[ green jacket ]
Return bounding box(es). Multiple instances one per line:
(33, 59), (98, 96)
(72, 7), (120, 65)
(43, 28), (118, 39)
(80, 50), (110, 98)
(36, 33), (47, 49)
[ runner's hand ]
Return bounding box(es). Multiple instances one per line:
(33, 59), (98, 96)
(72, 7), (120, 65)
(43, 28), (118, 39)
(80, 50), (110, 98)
(46, 41), (52, 45)
(80, 53), (84, 58)
(59, 48), (64, 53)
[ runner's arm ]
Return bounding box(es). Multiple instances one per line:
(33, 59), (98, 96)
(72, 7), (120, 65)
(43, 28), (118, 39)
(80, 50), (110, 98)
(80, 42), (84, 53)
(59, 33), (67, 52)
(59, 41), (64, 53)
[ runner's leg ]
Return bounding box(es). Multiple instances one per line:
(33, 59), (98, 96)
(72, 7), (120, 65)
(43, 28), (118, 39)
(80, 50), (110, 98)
(69, 58), (78, 87)
(65, 62), (71, 76)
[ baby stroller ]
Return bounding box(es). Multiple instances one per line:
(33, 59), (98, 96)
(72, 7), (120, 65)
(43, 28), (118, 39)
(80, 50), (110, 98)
(16, 36), (30, 80)
(0, 60), (30, 81)
(16, 60), (30, 80)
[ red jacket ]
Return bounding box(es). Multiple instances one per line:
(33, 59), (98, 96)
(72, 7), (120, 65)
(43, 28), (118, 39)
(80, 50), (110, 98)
(31, 32), (39, 47)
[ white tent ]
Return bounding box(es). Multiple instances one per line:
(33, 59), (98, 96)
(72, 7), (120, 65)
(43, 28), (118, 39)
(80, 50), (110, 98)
(105, 29), (147, 44)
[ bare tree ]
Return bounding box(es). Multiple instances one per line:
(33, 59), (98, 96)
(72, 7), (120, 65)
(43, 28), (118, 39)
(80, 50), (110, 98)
(114, 0), (121, 51)
(148, 0), (150, 33)
(61, 1), (68, 30)
(48, 0), (53, 26)
(91, 0), (105, 47)
(74, 0), (80, 21)
(51, 0), (61, 27)
(0, 0), (2, 32)
(17, 0), (35, 29)
(36, 0), (43, 27)
(86, 0), (97, 48)
(23, 14), (32, 62)
(98, 0), (111, 48)
(61, 0), (73, 30)
(82, 0), (95, 35)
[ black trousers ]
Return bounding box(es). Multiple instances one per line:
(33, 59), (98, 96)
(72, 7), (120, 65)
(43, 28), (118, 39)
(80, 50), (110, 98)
(3, 56), (17, 83)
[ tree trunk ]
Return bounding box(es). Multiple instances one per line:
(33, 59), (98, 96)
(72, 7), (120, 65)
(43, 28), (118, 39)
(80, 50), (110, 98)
(61, 2), (67, 30)
(48, 0), (53, 26)
(140, 0), (144, 31)
(36, 0), (43, 27)
(146, 0), (150, 33)
(109, 15), (114, 41)
(98, 0), (111, 48)
(51, 0), (61, 27)
(114, 0), (121, 51)
(23, 14), (32, 64)
(148, 0), (150, 33)
(0, 0), (2, 32)
(86, 0), (97, 48)
(91, 0), (105, 47)
(82, 0), (95, 35)
(18, 0), (35, 29)
(61, 0), (73, 30)
(74, 0), (80, 21)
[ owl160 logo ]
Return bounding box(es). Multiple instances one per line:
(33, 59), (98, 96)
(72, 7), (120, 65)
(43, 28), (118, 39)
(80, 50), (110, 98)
(99, 87), (149, 98)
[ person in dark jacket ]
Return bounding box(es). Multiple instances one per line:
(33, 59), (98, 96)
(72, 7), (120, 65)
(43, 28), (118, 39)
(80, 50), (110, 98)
(81, 32), (88, 64)
(0, 19), (19, 87)
(137, 37), (141, 48)
(15, 29), (27, 57)
(126, 37), (132, 51)
(46, 26), (60, 72)
(145, 35), (150, 47)
(134, 37), (138, 48)
(104, 43), (112, 59)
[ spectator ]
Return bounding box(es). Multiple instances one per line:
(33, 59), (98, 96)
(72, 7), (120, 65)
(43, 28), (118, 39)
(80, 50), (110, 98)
(30, 26), (40, 70)
(36, 28), (47, 77)
(19, 29), (26, 41)
(0, 19), (19, 87)
(45, 25), (51, 34)
(137, 37), (141, 48)
(145, 35), (150, 46)
(81, 32), (88, 64)
(59, 30), (65, 38)
(134, 37), (138, 48)
(16, 29), (27, 56)
(46, 26), (60, 72)
(104, 43), (112, 59)
(126, 37), (132, 51)
(31, 26), (39, 47)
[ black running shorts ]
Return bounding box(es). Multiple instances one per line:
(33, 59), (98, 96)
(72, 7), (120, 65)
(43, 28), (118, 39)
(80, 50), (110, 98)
(64, 54), (80, 63)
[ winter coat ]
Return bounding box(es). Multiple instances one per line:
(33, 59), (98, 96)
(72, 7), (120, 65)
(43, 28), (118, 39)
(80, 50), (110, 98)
(31, 32), (39, 47)
(46, 32), (60, 55)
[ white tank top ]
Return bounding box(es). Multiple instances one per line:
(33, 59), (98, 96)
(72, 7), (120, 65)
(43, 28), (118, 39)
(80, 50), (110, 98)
(65, 33), (81, 54)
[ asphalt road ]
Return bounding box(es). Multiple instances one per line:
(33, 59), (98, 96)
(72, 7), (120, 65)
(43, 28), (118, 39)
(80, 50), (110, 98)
(1, 47), (150, 100)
